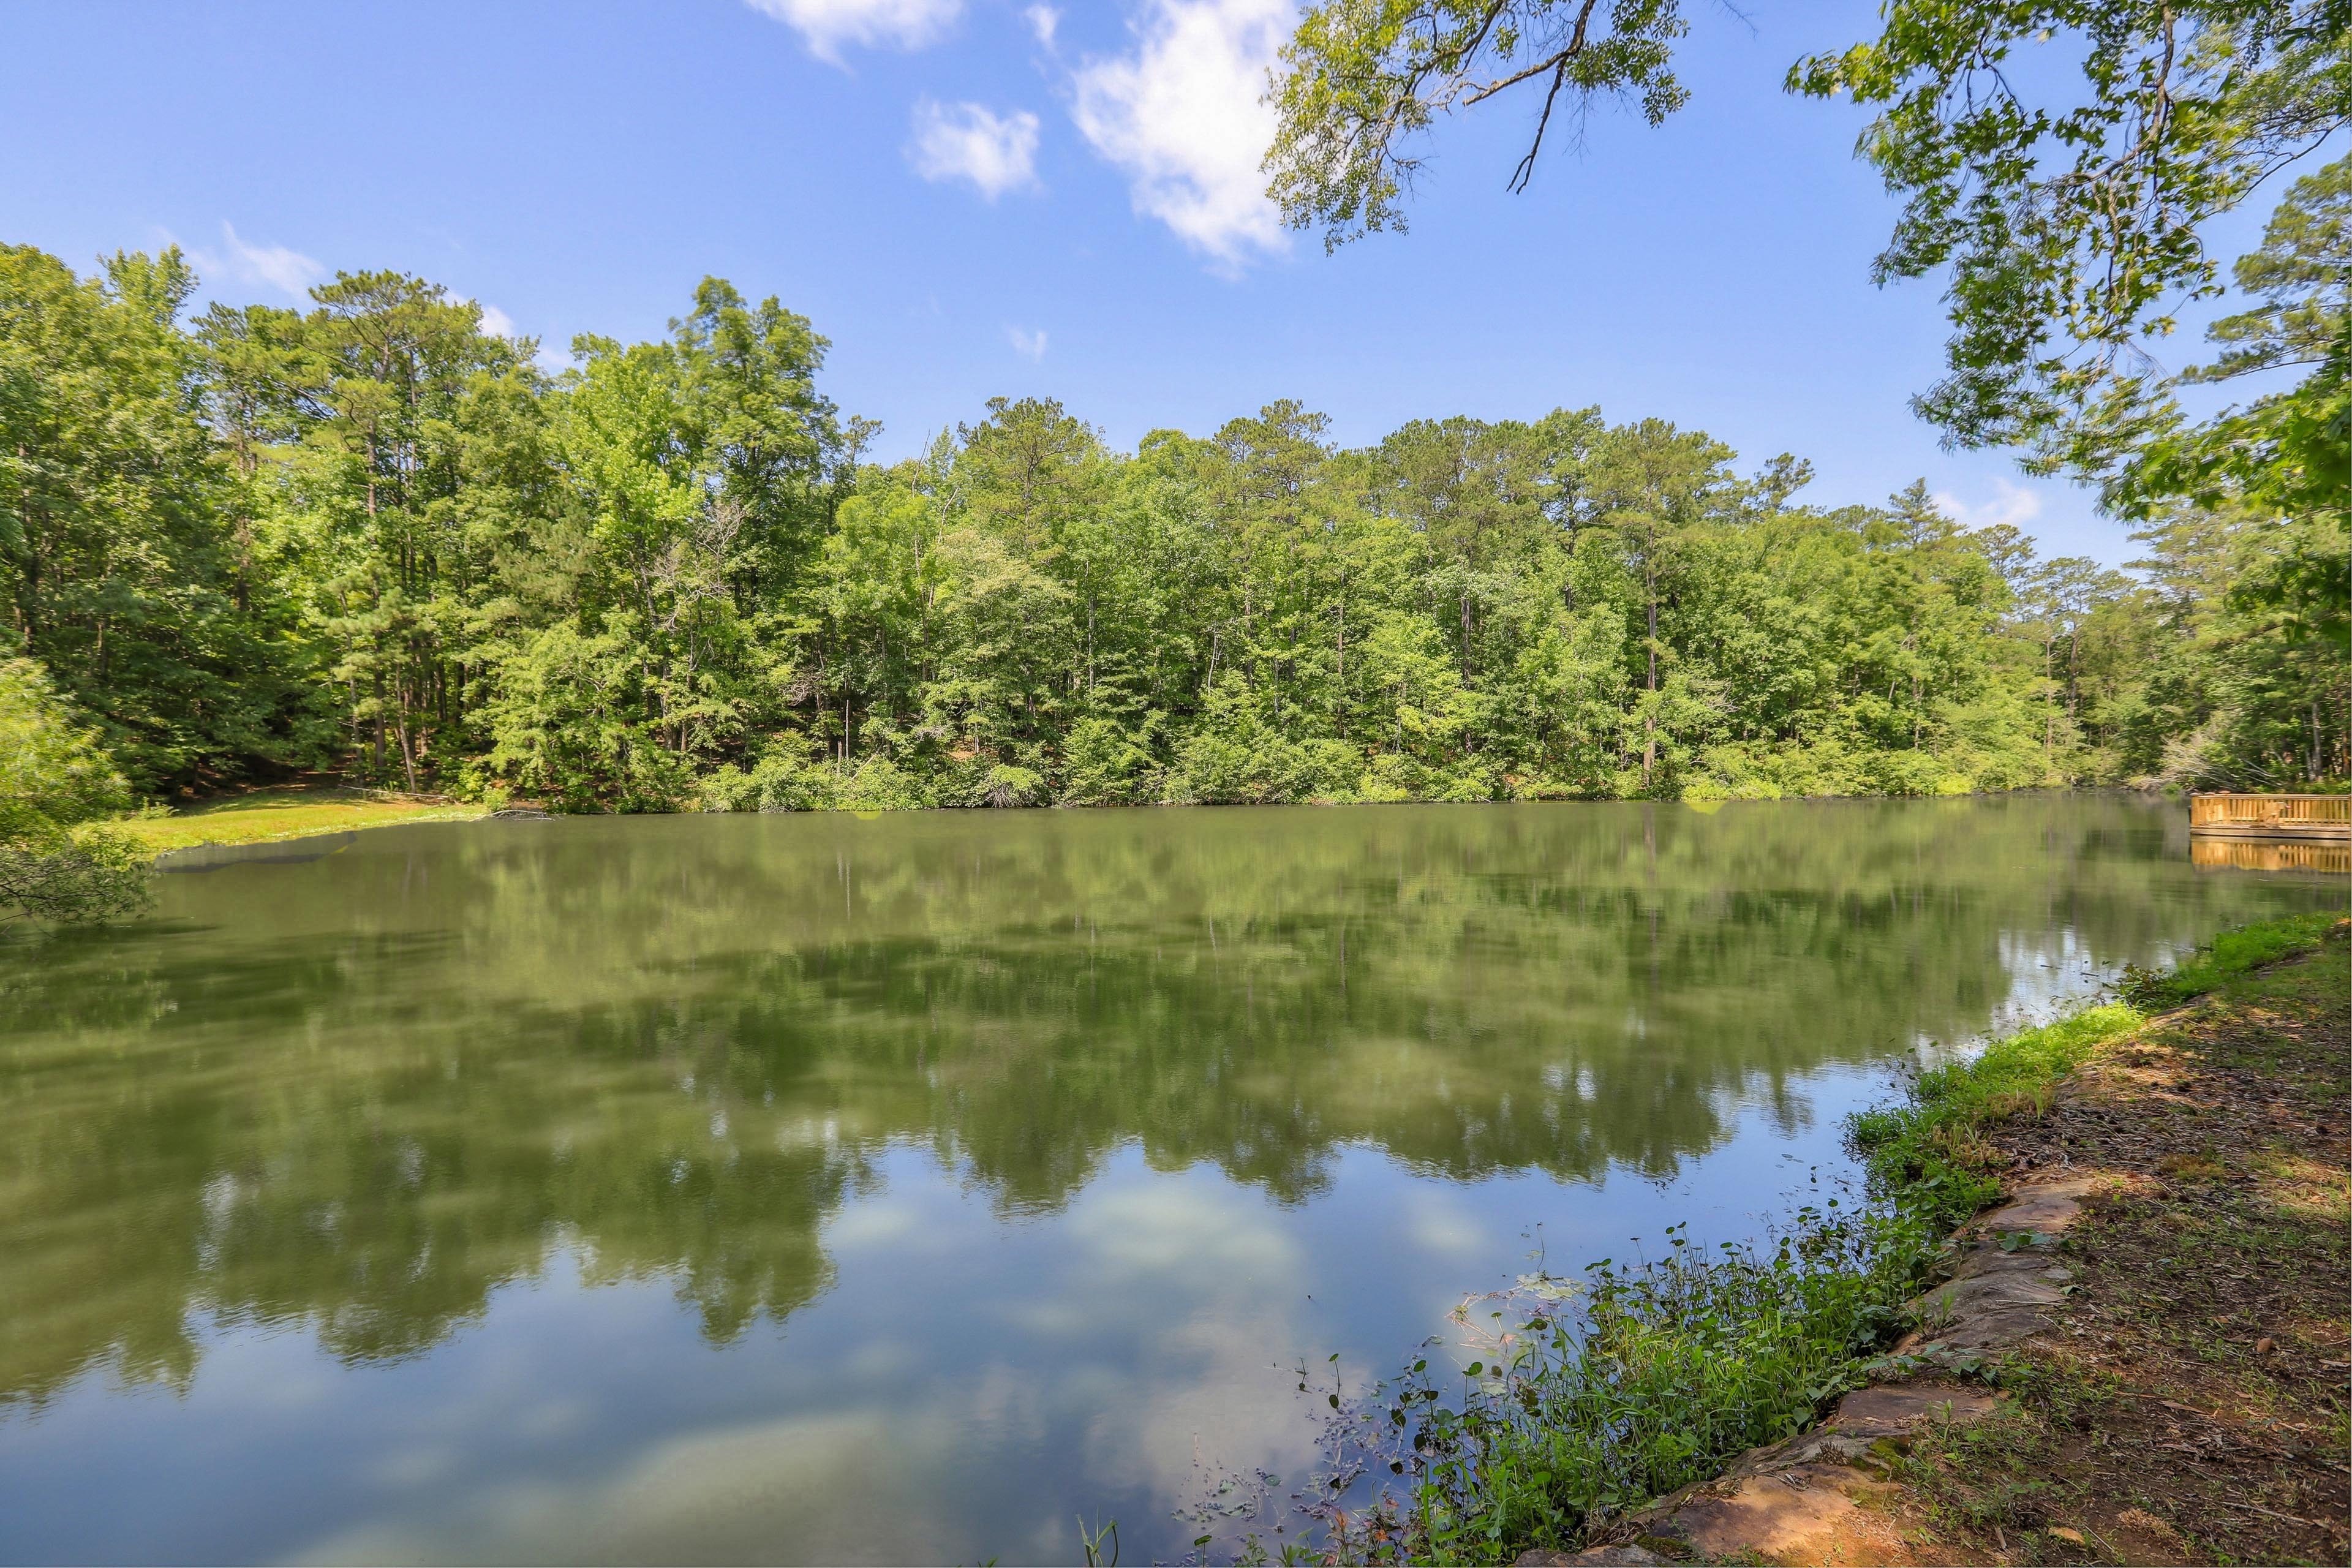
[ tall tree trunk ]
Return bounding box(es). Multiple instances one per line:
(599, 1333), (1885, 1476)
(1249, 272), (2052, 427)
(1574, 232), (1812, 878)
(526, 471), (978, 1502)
(2043, 639), (2056, 759)
(1645, 562), (1659, 695)
(1643, 548), (1661, 790)
(2065, 631), (2080, 726)
(1335, 595), (1346, 732)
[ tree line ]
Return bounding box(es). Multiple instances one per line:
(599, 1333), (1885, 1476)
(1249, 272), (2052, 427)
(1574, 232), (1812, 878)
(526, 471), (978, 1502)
(1, 238), (2340, 827)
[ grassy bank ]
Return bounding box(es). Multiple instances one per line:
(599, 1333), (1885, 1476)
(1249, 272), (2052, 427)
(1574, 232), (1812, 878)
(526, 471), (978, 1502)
(1882, 916), (2348, 1564)
(111, 786), (486, 856)
(1330, 911), (2343, 1565)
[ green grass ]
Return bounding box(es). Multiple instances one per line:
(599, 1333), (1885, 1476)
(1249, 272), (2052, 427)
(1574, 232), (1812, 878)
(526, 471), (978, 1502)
(1333, 913), (2339, 1565)
(2119, 910), (2345, 1011)
(1861, 910), (2345, 1236)
(1852, 1003), (2146, 1234)
(108, 788), (485, 854)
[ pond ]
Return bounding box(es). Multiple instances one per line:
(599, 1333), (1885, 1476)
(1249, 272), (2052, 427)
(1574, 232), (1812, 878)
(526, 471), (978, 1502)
(0, 795), (2337, 1564)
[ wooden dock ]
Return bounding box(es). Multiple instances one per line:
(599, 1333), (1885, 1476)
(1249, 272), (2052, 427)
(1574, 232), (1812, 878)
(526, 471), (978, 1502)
(2189, 793), (2351, 843)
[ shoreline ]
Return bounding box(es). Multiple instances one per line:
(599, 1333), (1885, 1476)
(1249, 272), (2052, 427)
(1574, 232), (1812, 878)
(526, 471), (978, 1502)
(1313, 913), (2346, 1567)
(1526, 914), (2348, 1567)
(111, 788), (488, 860)
(115, 782), (2199, 864)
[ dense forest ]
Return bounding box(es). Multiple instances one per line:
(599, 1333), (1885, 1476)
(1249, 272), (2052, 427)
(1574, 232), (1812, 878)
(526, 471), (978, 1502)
(1, 225), (2342, 820)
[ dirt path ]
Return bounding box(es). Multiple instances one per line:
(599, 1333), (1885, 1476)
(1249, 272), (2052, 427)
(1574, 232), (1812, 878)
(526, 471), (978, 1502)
(1537, 926), (2350, 1567)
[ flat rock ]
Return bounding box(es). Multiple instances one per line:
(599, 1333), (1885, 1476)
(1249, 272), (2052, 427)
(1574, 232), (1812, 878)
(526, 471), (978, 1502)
(1976, 1173), (2103, 1235)
(1828, 1382), (2001, 1438)
(1913, 1260), (2068, 1320)
(1902, 1306), (2056, 1354)
(1895, 1243), (2076, 1354)
(1950, 1244), (2070, 1282)
(1640, 1463), (1921, 1565)
(1519, 1181), (2100, 1566)
(1700, 1381), (2007, 1480)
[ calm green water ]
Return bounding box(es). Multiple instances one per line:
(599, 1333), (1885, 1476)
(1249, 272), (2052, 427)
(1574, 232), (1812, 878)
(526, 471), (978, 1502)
(0, 796), (2335, 1564)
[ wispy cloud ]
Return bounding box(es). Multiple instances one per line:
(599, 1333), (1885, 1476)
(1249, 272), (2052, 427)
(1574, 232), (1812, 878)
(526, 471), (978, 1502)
(1006, 325), (1048, 360)
(1023, 4), (1059, 47)
(1069, 0), (1289, 270)
(475, 303), (518, 339)
(210, 222), (326, 300)
(742, 0), (960, 61)
(1932, 478), (2045, 533)
(908, 99), (1041, 199)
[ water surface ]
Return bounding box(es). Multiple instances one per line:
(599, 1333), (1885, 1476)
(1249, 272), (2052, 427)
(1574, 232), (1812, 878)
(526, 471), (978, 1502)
(0, 796), (2335, 1563)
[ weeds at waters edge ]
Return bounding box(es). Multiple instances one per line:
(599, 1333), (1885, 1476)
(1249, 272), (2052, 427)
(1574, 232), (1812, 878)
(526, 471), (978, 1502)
(1187, 913), (2338, 1567)
(2116, 909), (2343, 1012)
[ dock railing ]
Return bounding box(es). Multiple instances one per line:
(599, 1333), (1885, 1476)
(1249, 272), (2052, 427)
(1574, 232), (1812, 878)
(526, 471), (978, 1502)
(2189, 793), (2351, 832)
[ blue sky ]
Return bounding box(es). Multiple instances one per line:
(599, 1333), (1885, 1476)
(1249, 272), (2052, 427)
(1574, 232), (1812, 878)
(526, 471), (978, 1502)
(5, 0), (2267, 565)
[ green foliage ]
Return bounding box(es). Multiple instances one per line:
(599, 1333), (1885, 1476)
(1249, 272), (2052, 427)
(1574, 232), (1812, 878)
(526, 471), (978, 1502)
(1330, 914), (2332, 1562)
(1264, 2), (2346, 572)
(1266, 0), (1691, 249)
(1060, 716), (1160, 805)
(2187, 154), (2349, 387)
(0, 659), (149, 923)
(2092, 160), (2349, 788)
(2118, 909), (2344, 1009)
(2, 242), (2329, 812)
(0, 246), (321, 790)
(1352, 1208), (1931, 1562)
(2100, 503), (2349, 788)
(1789, 3), (2346, 459)
(1852, 1005), (2144, 1233)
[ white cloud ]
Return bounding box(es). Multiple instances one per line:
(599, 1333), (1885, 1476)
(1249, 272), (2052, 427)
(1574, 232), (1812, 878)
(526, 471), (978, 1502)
(743, 0), (960, 61)
(217, 222), (325, 300)
(1398, 1188), (1488, 1259)
(1066, 1179), (1298, 1280)
(1932, 477), (2045, 533)
(1023, 4), (1059, 47)
(908, 99), (1041, 199)
(475, 303), (518, 339)
(1006, 325), (1048, 360)
(1069, 0), (1290, 268)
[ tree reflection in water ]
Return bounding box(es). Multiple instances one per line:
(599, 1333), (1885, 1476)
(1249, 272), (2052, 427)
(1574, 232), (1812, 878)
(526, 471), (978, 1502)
(0, 794), (2330, 1413)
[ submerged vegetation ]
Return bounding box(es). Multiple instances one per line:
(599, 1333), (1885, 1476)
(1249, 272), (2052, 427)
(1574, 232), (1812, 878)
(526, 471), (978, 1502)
(1280, 913), (2340, 1564)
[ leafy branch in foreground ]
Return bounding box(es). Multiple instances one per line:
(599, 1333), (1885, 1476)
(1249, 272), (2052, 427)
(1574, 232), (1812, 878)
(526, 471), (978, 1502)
(1266, 2), (2348, 478)
(1265, 0), (1690, 251)
(1789, 1), (2348, 462)
(2106, 155), (2349, 527)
